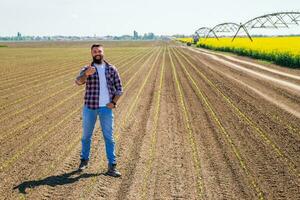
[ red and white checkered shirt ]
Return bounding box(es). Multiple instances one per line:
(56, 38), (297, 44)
(77, 60), (123, 109)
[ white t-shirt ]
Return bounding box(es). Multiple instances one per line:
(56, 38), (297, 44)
(94, 63), (110, 107)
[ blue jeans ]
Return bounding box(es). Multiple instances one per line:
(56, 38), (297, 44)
(80, 105), (116, 165)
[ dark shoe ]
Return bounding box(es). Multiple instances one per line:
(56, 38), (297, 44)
(79, 159), (88, 171)
(106, 163), (121, 177)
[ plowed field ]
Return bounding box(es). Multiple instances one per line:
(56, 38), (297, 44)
(0, 41), (299, 199)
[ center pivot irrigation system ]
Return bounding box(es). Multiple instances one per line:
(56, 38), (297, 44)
(194, 11), (300, 42)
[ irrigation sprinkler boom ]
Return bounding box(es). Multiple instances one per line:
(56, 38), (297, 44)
(194, 12), (300, 42)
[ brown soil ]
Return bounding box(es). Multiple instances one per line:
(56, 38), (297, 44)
(0, 41), (299, 200)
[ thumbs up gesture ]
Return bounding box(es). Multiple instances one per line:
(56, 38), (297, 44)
(85, 65), (96, 76)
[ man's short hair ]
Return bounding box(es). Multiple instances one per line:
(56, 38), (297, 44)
(91, 44), (103, 50)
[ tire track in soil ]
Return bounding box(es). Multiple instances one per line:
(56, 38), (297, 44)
(112, 47), (163, 200)
(134, 46), (201, 199)
(170, 47), (253, 199)
(185, 47), (300, 98)
(175, 47), (300, 177)
(137, 46), (166, 199)
(182, 47), (300, 138)
(168, 47), (205, 199)
(176, 46), (299, 169)
(173, 47), (300, 199)
(187, 47), (300, 81)
(170, 47), (265, 199)
(151, 46), (196, 199)
(194, 50), (300, 118)
(183, 47), (300, 112)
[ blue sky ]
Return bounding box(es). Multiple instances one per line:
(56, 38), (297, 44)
(1, 0), (300, 36)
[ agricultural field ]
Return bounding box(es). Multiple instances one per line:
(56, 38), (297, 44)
(178, 37), (300, 68)
(0, 41), (300, 199)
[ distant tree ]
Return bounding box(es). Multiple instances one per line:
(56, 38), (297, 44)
(133, 30), (138, 40)
(142, 32), (155, 40)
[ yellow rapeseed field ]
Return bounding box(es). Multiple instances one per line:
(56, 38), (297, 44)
(177, 37), (300, 68)
(176, 37), (194, 44)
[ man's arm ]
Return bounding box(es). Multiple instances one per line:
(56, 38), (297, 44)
(75, 68), (88, 85)
(106, 67), (123, 109)
(112, 95), (121, 104)
(113, 67), (123, 97)
(106, 95), (121, 109)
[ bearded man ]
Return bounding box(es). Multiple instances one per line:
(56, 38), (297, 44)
(75, 44), (123, 177)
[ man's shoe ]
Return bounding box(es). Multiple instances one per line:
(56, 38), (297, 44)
(79, 159), (88, 171)
(106, 163), (121, 177)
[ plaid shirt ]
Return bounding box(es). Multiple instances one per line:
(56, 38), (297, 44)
(77, 60), (123, 109)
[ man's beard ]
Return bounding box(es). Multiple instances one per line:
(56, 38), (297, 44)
(93, 55), (104, 64)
